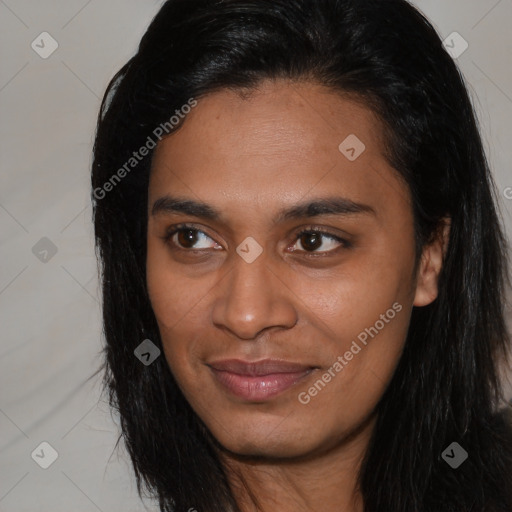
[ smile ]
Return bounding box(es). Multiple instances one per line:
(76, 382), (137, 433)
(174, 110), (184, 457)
(207, 359), (315, 401)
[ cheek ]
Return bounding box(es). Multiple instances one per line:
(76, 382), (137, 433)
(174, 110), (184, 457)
(293, 303), (410, 447)
(290, 248), (410, 336)
(146, 233), (213, 332)
(289, 256), (412, 418)
(146, 274), (205, 370)
(146, 240), (201, 376)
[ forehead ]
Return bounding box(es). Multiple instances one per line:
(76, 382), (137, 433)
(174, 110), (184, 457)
(153, 80), (388, 160)
(148, 80), (409, 221)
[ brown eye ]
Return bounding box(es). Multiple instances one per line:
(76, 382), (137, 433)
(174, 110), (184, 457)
(299, 232), (323, 251)
(162, 225), (222, 251)
(290, 229), (351, 254)
(177, 228), (199, 249)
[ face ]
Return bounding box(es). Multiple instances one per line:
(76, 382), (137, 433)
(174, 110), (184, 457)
(146, 80), (440, 459)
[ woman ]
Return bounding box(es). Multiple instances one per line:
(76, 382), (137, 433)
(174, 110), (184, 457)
(91, 0), (512, 510)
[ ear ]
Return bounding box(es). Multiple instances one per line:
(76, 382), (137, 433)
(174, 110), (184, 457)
(413, 216), (451, 307)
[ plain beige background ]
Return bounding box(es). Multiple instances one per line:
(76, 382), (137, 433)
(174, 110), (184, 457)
(1, 1), (511, 511)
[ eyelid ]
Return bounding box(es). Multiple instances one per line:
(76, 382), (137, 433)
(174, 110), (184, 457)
(292, 225), (351, 240)
(161, 222), (221, 248)
(289, 225), (353, 253)
(161, 222), (353, 253)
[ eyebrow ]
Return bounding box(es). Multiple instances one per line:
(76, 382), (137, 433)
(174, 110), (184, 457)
(151, 195), (376, 223)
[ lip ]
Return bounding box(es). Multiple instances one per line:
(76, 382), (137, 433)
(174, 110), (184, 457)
(208, 358), (315, 401)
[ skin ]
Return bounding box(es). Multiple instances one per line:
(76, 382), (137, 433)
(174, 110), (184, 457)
(146, 79), (449, 512)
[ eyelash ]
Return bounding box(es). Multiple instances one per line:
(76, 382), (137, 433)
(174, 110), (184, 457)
(160, 223), (352, 257)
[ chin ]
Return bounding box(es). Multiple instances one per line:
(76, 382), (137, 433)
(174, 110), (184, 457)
(218, 436), (311, 460)
(205, 413), (331, 460)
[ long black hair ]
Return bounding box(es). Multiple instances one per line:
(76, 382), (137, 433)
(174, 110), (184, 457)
(91, 0), (512, 510)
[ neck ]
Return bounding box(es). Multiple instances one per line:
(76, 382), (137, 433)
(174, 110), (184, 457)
(218, 414), (375, 512)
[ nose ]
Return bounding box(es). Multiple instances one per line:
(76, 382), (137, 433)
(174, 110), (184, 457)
(211, 250), (298, 340)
